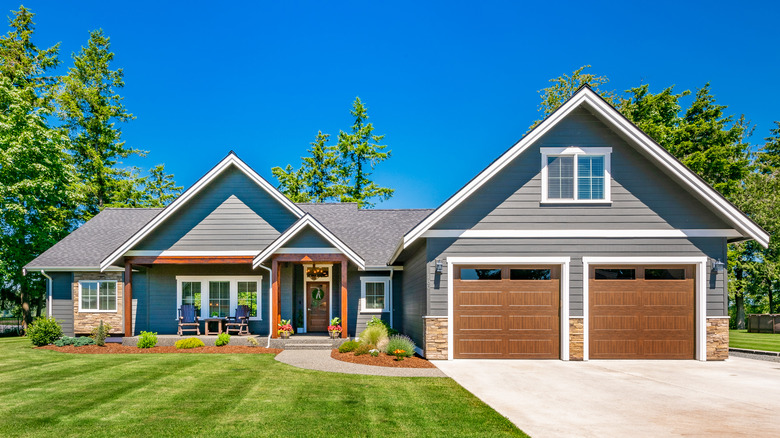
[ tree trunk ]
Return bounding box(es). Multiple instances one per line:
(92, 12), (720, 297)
(769, 278), (774, 314)
(735, 269), (746, 329)
(20, 286), (31, 334)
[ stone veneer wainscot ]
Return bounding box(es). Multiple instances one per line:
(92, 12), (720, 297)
(423, 316), (448, 360)
(569, 317), (584, 361)
(706, 317), (729, 361)
(72, 272), (124, 335)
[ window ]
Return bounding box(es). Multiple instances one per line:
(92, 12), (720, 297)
(361, 277), (391, 312)
(541, 147), (611, 203)
(176, 276), (262, 320)
(510, 269), (551, 280)
(181, 281), (201, 314)
(237, 281), (258, 317)
(460, 268), (502, 280)
(594, 268), (636, 280)
(79, 281), (117, 312)
(645, 268), (686, 280)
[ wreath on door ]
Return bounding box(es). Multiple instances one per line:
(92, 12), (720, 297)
(310, 287), (325, 309)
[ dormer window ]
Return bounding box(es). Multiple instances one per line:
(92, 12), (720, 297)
(541, 147), (612, 203)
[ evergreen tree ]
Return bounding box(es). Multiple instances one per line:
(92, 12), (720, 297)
(271, 164), (310, 203)
(336, 97), (393, 207)
(301, 132), (339, 202)
(56, 29), (145, 219)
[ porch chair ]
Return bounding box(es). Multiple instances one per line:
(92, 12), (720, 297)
(178, 304), (201, 336)
(225, 305), (250, 336)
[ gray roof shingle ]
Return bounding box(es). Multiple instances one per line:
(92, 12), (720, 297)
(25, 204), (431, 269)
(25, 208), (163, 270)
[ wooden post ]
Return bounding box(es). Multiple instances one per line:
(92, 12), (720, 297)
(124, 262), (133, 336)
(272, 257), (280, 338)
(341, 259), (348, 338)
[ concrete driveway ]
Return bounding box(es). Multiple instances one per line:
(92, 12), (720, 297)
(434, 357), (780, 437)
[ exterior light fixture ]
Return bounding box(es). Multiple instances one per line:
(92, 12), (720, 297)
(435, 259), (443, 274)
(712, 259), (726, 272)
(307, 264), (327, 280)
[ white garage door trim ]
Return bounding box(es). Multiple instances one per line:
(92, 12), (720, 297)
(447, 257), (571, 361)
(581, 257), (707, 362)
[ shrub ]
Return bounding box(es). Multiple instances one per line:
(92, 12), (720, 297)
(338, 340), (359, 353)
(54, 336), (95, 347)
(358, 324), (388, 348)
(369, 349), (380, 357)
(386, 334), (416, 357)
(73, 337), (95, 347)
(137, 331), (158, 348)
(366, 316), (398, 336)
(53, 336), (75, 347)
(90, 320), (112, 346)
(175, 337), (205, 349)
(26, 317), (63, 346)
(247, 337), (259, 347)
(215, 333), (230, 347)
(354, 343), (376, 356)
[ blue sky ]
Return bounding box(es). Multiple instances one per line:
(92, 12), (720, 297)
(16, 1), (780, 209)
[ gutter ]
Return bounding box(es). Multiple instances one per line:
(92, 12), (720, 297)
(253, 263), (273, 348)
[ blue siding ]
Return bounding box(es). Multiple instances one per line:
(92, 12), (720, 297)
(50, 272), (74, 336)
(284, 226), (336, 249)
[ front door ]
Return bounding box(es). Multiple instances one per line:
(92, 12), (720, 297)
(306, 282), (329, 332)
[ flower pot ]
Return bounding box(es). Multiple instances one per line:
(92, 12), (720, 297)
(280, 332), (290, 339)
(329, 331), (341, 339)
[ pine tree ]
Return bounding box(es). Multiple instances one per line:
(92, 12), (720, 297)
(301, 131), (339, 202)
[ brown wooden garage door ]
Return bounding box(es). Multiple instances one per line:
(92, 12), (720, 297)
(589, 265), (695, 359)
(453, 265), (560, 359)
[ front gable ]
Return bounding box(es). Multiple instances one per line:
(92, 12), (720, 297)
(101, 153), (304, 269)
(431, 106), (733, 232)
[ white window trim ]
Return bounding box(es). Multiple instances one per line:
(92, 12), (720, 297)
(77, 280), (118, 313)
(175, 276), (263, 321)
(301, 263), (333, 334)
(360, 277), (391, 313)
(540, 146), (612, 204)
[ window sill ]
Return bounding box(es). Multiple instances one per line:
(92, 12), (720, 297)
(540, 200), (612, 205)
(78, 309), (118, 313)
(360, 309), (389, 314)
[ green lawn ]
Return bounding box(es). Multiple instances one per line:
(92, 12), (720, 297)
(0, 338), (524, 437)
(730, 330), (780, 352)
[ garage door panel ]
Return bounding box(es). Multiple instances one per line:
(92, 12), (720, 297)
(590, 264), (694, 360)
(453, 265), (560, 359)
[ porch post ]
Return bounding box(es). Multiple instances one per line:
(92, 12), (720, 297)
(341, 258), (347, 338)
(271, 257), (280, 338)
(124, 261), (133, 336)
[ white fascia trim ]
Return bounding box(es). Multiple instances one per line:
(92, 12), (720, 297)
(395, 87), (768, 259)
(274, 248), (341, 254)
(581, 256), (708, 362)
(125, 250), (259, 257)
(540, 147), (612, 203)
(99, 154), (305, 271)
(420, 229), (744, 239)
(446, 256), (571, 361)
(252, 214), (366, 270)
(25, 267), (125, 272)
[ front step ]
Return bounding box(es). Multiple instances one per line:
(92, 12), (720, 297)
(269, 335), (349, 350)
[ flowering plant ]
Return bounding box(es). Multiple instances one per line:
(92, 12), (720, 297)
(369, 349), (379, 357)
(277, 319), (293, 335)
(392, 349), (406, 361)
(330, 317), (341, 326)
(327, 324), (342, 332)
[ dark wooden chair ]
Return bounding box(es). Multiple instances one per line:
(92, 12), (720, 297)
(225, 305), (250, 335)
(178, 304), (201, 336)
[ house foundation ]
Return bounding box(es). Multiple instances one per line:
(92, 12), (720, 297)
(706, 317), (729, 361)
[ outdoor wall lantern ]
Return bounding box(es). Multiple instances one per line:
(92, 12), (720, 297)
(435, 259), (443, 274)
(711, 259), (726, 272)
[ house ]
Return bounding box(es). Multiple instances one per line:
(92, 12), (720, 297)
(24, 86), (769, 361)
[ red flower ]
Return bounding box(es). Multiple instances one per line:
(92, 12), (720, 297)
(328, 325), (342, 332)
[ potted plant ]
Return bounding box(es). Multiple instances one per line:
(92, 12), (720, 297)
(278, 319), (293, 339)
(328, 317), (342, 339)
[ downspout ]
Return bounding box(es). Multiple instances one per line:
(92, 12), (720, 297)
(254, 263), (273, 348)
(40, 270), (53, 318)
(389, 267), (395, 329)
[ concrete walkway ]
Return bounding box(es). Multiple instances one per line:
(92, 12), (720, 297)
(434, 357), (780, 437)
(275, 349), (446, 377)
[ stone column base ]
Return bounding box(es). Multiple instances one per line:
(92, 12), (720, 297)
(569, 317), (584, 360)
(707, 317), (729, 361)
(423, 316), (448, 360)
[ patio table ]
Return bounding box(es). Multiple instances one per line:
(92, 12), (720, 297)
(204, 318), (226, 335)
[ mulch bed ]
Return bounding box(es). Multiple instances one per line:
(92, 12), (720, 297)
(330, 349), (436, 368)
(38, 344), (282, 354)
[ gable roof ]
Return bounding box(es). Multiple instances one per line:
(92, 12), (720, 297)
(99, 152), (305, 271)
(390, 86), (770, 263)
(253, 213), (366, 270)
(24, 208), (163, 271)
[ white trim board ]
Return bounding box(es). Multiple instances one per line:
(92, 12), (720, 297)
(420, 229), (743, 239)
(540, 146), (613, 203)
(359, 276), (392, 313)
(175, 275), (264, 321)
(100, 153), (305, 271)
(125, 250), (259, 257)
(300, 263), (333, 334)
(391, 87), (768, 264)
(252, 214), (366, 270)
(581, 256), (707, 362)
(446, 257), (571, 361)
